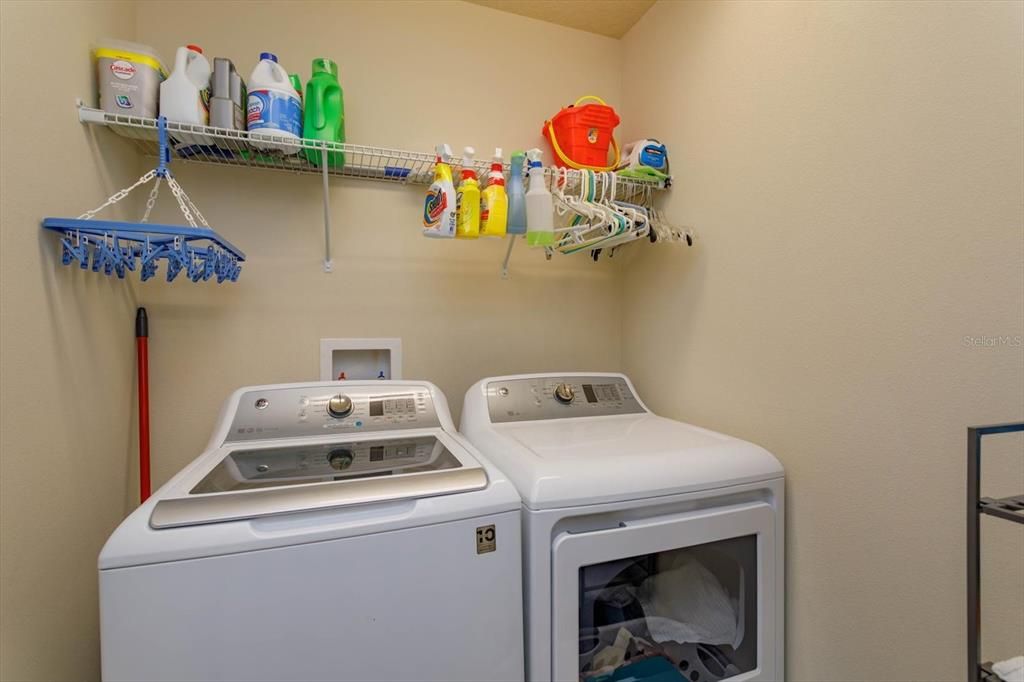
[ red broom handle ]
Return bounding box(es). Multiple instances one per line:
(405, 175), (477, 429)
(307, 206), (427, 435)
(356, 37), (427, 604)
(136, 308), (151, 503)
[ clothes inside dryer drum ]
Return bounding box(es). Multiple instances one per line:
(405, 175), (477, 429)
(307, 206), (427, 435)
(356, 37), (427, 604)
(578, 536), (758, 681)
(638, 554), (738, 646)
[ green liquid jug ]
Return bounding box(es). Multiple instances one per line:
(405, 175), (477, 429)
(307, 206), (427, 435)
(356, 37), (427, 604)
(303, 58), (345, 168)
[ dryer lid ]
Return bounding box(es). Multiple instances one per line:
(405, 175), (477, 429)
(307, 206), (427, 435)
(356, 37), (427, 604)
(150, 430), (487, 528)
(482, 413), (783, 509)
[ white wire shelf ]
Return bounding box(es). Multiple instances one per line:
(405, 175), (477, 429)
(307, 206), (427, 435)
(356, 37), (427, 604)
(75, 104), (673, 277)
(77, 106), (668, 195)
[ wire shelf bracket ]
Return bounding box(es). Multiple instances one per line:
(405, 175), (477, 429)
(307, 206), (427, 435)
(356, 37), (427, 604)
(43, 114), (245, 283)
(320, 147), (333, 273)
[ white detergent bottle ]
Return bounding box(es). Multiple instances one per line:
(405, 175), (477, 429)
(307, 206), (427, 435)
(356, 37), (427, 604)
(160, 44), (211, 128)
(247, 52), (302, 154)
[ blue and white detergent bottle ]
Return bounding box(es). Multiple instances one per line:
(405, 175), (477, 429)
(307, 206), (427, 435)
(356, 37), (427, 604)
(247, 52), (302, 154)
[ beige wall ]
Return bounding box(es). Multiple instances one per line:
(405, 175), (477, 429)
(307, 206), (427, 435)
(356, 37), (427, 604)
(2, 2), (623, 678)
(0, 2), (142, 680)
(132, 0), (624, 487)
(619, 2), (1024, 680)
(3, 1), (1023, 680)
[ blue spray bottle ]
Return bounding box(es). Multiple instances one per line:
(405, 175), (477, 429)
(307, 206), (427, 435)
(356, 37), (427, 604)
(506, 150), (527, 235)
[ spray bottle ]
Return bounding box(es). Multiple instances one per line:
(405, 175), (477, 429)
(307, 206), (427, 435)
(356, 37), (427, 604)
(506, 150), (527, 235)
(480, 148), (508, 238)
(423, 144), (457, 238)
(525, 148), (554, 247)
(456, 147), (481, 239)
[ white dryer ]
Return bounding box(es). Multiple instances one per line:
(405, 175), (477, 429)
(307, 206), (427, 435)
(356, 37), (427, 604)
(100, 381), (524, 682)
(460, 373), (784, 682)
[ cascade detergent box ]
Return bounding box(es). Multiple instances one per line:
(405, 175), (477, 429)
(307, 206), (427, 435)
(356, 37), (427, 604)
(93, 39), (167, 118)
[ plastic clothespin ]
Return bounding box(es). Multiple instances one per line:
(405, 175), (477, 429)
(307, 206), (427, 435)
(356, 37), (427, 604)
(165, 253), (183, 282)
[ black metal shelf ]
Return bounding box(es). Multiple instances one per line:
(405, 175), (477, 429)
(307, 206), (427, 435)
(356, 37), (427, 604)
(967, 421), (1024, 682)
(980, 662), (1003, 682)
(980, 495), (1024, 524)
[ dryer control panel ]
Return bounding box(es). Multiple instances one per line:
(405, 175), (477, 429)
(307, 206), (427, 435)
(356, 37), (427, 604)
(485, 375), (645, 423)
(225, 385), (440, 442)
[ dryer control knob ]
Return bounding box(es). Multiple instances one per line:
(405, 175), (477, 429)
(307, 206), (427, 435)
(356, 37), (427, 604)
(554, 383), (576, 404)
(327, 394), (354, 418)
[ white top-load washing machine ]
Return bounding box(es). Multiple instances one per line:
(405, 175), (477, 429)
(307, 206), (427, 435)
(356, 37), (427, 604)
(460, 373), (785, 682)
(100, 381), (524, 682)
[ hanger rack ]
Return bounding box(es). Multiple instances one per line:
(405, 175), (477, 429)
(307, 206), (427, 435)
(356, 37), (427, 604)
(547, 167), (693, 264)
(43, 115), (245, 283)
(75, 104), (673, 276)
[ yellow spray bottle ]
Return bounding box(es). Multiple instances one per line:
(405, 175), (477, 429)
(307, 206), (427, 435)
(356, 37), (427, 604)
(479, 148), (508, 237)
(422, 144), (456, 238)
(456, 146), (480, 239)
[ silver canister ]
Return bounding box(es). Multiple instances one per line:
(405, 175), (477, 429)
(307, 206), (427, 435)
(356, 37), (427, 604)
(210, 58), (245, 130)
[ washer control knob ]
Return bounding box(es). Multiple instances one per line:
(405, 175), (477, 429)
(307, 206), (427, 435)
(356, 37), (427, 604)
(328, 449), (353, 471)
(327, 394), (354, 418)
(554, 383), (576, 404)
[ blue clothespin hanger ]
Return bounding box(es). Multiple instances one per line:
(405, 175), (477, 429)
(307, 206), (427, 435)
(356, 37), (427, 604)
(41, 115), (245, 283)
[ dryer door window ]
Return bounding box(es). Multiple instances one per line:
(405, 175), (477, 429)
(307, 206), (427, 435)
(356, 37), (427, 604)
(578, 536), (757, 681)
(551, 502), (777, 682)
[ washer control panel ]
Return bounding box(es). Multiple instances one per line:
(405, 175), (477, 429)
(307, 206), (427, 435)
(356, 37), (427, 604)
(226, 385), (439, 443)
(485, 376), (644, 423)
(230, 438), (436, 482)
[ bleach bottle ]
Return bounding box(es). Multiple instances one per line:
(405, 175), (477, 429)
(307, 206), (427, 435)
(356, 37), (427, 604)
(247, 52), (302, 154)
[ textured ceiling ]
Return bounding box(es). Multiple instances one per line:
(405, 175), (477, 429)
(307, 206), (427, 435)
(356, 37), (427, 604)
(464, 0), (656, 39)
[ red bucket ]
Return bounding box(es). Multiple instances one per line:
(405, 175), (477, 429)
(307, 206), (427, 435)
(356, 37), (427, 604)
(543, 95), (621, 171)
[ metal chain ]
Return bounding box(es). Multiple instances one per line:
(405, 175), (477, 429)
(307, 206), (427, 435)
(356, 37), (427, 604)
(77, 170), (157, 220)
(165, 176), (198, 228)
(179, 186), (210, 228)
(75, 166), (210, 231)
(140, 177), (162, 224)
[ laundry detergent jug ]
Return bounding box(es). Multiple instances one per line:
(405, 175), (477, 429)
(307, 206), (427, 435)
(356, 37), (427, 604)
(303, 58), (345, 168)
(247, 52), (302, 154)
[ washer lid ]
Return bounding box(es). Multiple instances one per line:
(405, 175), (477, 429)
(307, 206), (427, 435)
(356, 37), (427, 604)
(150, 430), (487, 528)
(481, 413), (783, 509)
